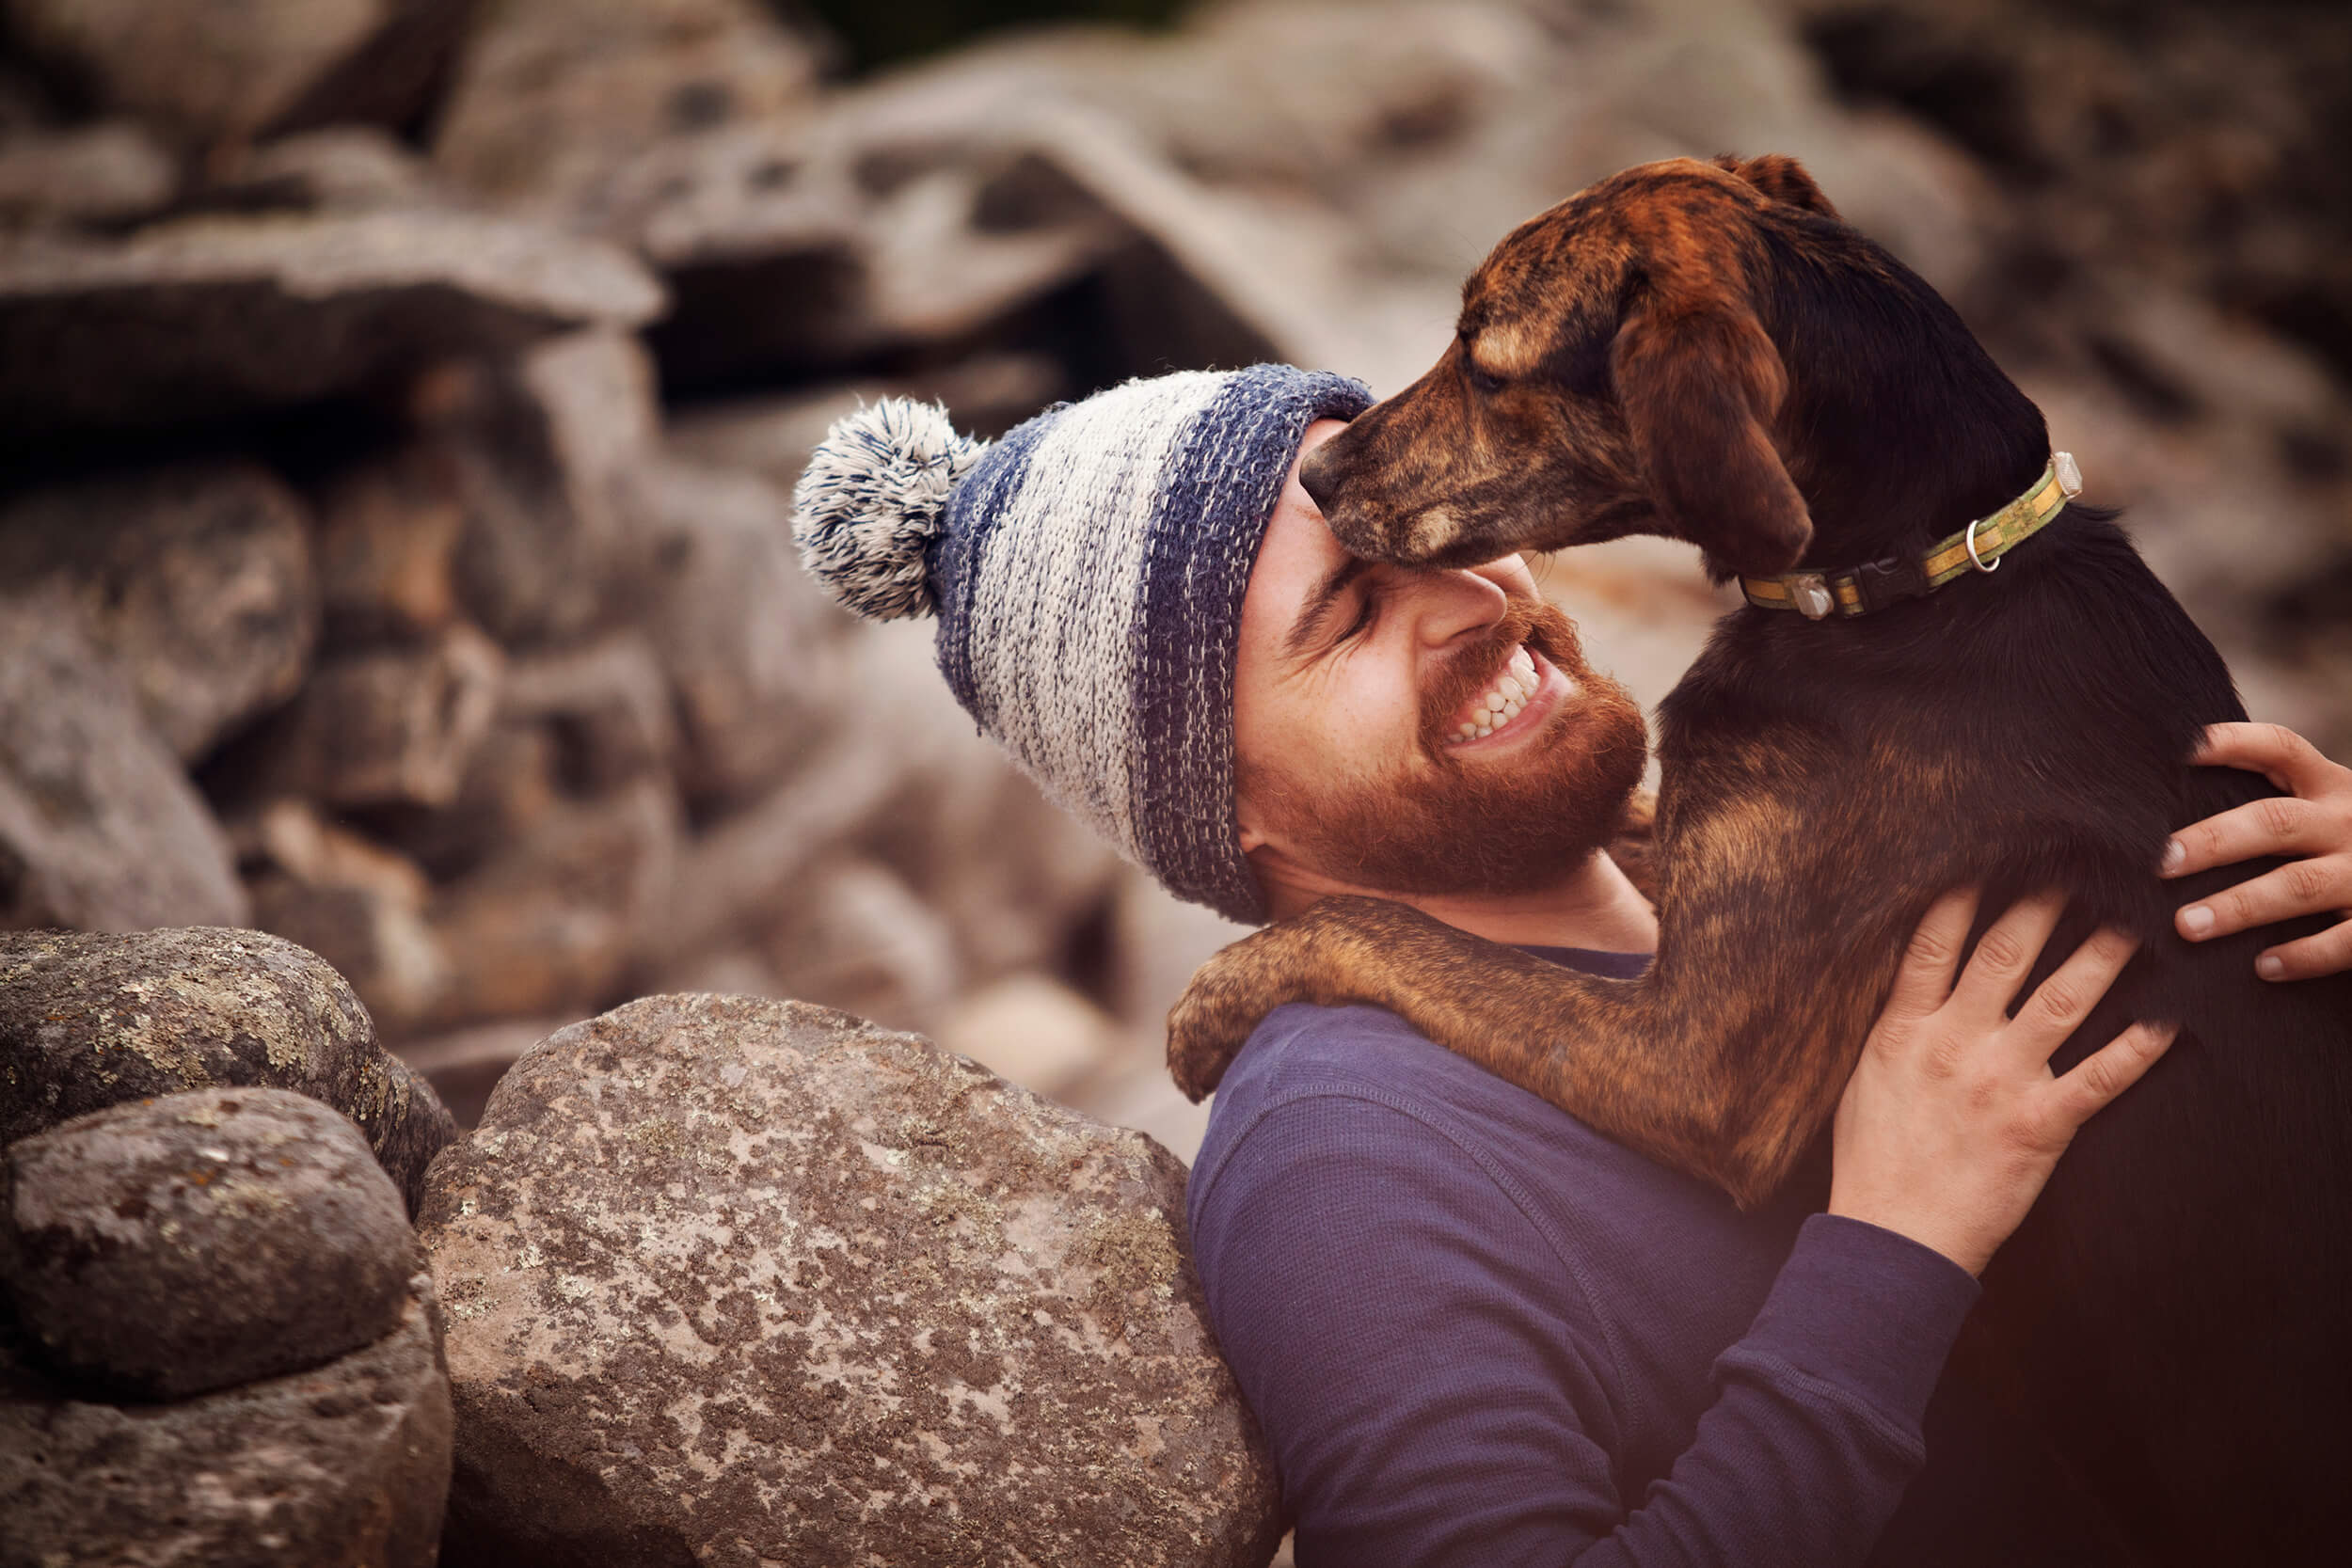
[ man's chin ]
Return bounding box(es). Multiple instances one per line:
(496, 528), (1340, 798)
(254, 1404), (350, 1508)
(1295, 674), (1651, 901)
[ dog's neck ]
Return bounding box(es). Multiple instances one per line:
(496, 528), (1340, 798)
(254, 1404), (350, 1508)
(1761, 245), (2054, 577)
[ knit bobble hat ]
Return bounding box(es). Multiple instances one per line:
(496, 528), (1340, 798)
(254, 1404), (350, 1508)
(793, 364), (1374, 924)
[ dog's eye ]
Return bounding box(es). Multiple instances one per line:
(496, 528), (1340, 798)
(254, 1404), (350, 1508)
(1467, 364), (1507, 397)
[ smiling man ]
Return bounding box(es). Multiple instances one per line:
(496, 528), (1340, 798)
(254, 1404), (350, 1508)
(793, 366), (2352, 1566)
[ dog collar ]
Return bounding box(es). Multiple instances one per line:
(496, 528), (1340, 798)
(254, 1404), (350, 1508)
(1740, 452), (2083, 620)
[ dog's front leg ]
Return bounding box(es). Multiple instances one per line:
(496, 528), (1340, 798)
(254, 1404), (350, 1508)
(1168, 894), (1899, 1208)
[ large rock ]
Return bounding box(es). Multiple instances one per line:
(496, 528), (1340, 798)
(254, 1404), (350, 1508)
(254, 622), (505, 810)
(750, 855), (963, 1033)
(664, 352), (1064, 484)
(420, 776), (680, 1029)
(192, 126), (442, 217)
(0, 589), (247, 932)
(638, 456), (842, 803)
(0, 120), (175, 230)
(313, 443), (469, 647)
(0, 1264), (451, 1568)
(0, 1086), (420, 1401)
(420, 994), (1280, 1568)
(432, 0), (822, 225)
(242, 799), (453, 1038)
(0, 209), (663, 443)
(3, 0), (471, 150)
(0, 926), (456, 1212)
(0, 461), (319, 762)
(428, 328), (663, 649)
(500, 633), (676, 793)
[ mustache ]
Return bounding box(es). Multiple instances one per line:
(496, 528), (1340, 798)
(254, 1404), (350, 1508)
(1419, 597), (1587, 751)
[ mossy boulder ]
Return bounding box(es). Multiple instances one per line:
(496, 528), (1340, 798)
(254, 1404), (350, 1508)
(419, 992), (1280, 1568)
(0, 926), (456, 1213)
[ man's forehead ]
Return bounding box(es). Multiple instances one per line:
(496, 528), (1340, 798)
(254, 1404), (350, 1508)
(1245, 420), (1354, 621)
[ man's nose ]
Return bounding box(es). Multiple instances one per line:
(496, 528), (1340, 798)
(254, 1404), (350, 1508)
(1399, 563), (1510, 648)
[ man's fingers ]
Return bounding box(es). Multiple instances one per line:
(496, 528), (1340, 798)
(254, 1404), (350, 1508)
(2176, 857), (2352, 944)
(2043, 1022), (2177, 1134)
(2191, 721), (2339, 798)
(1883, 887), (1979, 1021)
(1950, 891), (2066, 1022)
(2010, 926), (2140, 1052)
(2256, 921), (2352, 983)
(2160, 795), (2327, 879)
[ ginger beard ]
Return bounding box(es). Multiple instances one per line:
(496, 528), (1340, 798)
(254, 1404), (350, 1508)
(1241, 596), (1649, 899)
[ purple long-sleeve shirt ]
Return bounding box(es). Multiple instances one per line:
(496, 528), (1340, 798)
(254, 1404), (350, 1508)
(1184, 946), (1984, 1567)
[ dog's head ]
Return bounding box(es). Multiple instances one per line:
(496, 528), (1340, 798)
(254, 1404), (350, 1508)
(1301, 155), (1847, 578)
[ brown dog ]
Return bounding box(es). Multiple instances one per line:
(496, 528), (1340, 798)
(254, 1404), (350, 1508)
(1166, 155), (2352, 1565)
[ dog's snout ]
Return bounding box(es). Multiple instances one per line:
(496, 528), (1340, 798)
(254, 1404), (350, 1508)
(1298, 439), (1345, 517)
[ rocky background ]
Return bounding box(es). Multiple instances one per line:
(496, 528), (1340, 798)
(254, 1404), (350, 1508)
(1, 0), (2347, 1561)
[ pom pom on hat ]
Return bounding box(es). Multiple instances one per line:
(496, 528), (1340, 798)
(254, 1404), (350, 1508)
(792, 398), (990, 621)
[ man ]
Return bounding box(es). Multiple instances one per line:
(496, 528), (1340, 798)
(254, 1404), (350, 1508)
(793, 366), (2352, 1564)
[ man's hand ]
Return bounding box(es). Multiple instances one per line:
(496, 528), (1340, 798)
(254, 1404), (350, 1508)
(1828, 890), (2175, 1277)
(2162, 721), (2352, 980)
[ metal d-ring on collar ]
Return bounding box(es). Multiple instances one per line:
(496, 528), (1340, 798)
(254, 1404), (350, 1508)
(1963, 515), (2001, 574)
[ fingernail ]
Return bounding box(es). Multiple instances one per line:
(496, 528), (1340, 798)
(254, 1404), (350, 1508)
(2257, 954), (2285, 981)
(2181, 905), (2215, 938)
(2159, 838), (2185, 873)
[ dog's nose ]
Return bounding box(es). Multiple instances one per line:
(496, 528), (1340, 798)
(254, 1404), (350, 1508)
(1298, 441), (1343, 515)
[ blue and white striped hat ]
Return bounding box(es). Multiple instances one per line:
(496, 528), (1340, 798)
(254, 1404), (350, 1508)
(793, 365), (1373, 924)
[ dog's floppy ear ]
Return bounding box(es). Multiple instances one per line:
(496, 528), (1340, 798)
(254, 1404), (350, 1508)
(1711, 153), (1841, 221)
(1613, 293), (1813, 575)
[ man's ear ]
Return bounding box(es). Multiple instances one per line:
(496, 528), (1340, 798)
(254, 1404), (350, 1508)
(1233, 784), (1269, 855)
(1612, 295), (1813, 576)
(1711, 152), (1841, 220)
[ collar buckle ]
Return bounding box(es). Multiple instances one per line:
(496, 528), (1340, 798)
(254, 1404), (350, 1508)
(1851, 553), (1931, 614)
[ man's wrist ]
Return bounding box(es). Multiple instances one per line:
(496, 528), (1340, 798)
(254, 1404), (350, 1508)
(1741, 1213), (1982, 1423)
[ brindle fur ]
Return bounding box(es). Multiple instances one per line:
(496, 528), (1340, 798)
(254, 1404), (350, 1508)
(1166, 156), (2352, 1565)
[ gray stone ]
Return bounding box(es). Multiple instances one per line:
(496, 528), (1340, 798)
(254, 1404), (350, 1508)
(0, 1266), (451, 1568)
(500, 632), (677, 793)
(4, 0), (470, 152)
(241, 799), (452, 1038)
(0, 589), (247, 933)
(254, 622), (504, 810)
(622, 111), (1127, 388)
(366, 721), (566, 884)
(421, 776), (679, 1029)
(0, 1086), (420, 1401)
(313, 443), (469, 647)
(3, 0), (390, 146)
(663, 352), (1065, 485)
(0, 209), (663, 442)
(638, 456), (843, 804)
(432, 0), (822, 223)
(0, 120), (175, 229)
(430, 328), (662, 649)
(193, 126), (439, 216)
(421, 994), (1280, 1568)
(0, 926), (457, 1213)
(0, 461), (319, 762)
(755, 856), (963, 1034)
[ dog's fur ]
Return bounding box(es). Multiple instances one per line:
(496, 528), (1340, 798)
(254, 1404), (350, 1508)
(1165, 155), (2352, 1564)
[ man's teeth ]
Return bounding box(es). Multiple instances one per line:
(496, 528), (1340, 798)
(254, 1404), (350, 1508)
(1448, 647), (1543, 744)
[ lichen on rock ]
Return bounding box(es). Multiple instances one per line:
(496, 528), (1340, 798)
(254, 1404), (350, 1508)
(0, 926), (457, 1213)
(420, 991), (1281, 1568)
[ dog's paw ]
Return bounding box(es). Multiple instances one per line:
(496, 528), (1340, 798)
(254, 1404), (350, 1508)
(1164, 920), (1345, 1101)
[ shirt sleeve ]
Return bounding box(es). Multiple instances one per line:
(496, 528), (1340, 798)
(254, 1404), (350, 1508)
(1188, 1091), (1979, 1568)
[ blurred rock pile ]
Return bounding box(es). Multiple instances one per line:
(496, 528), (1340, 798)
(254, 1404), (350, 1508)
(2, 0), (2347, 1160)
